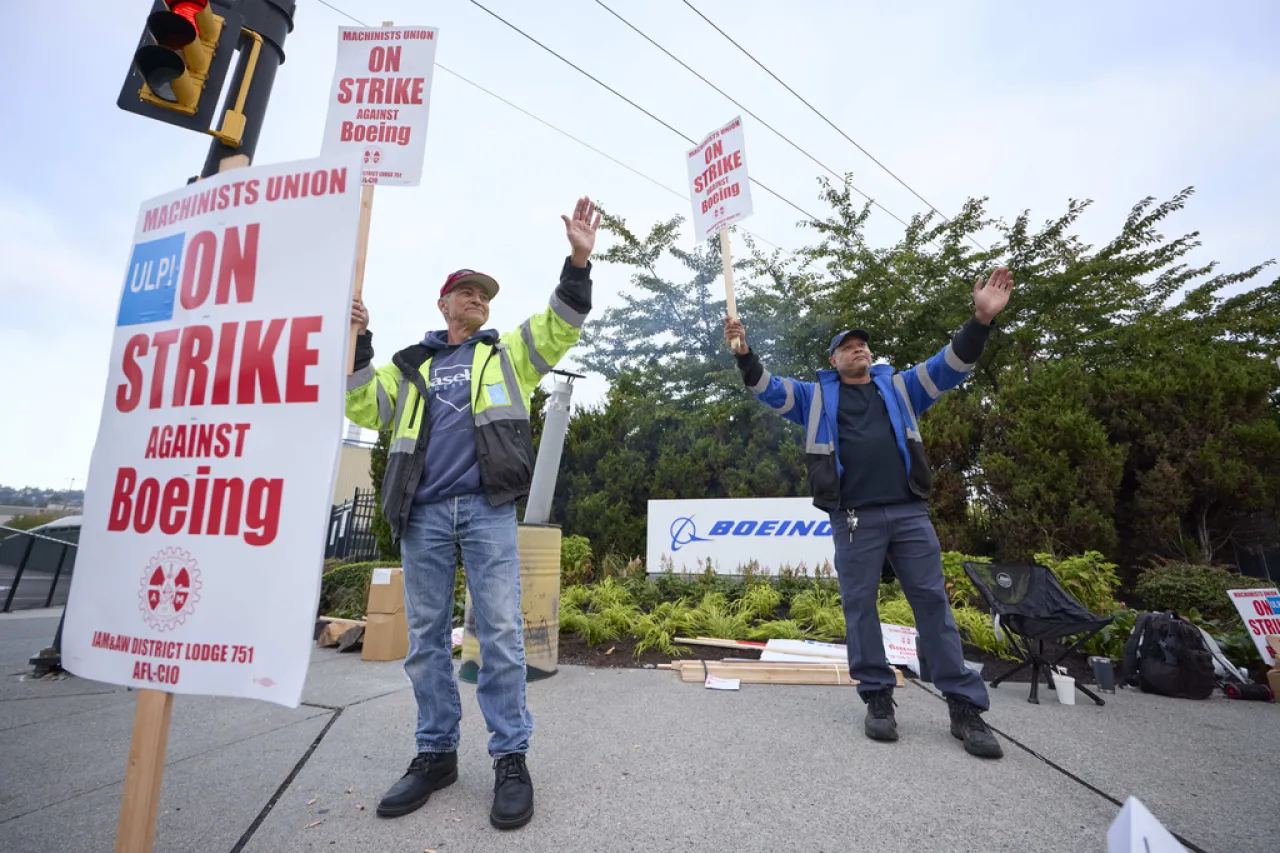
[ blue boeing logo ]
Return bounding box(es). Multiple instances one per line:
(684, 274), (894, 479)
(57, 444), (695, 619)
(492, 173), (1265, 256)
(669, 515), (832, 550)
(669, 517), (712, 551)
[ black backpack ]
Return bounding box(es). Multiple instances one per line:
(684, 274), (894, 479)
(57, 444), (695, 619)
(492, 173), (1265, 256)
(1121, 611), (1217, 699)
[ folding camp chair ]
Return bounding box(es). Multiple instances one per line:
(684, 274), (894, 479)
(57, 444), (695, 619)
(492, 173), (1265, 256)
(963, 562), (1113, 706)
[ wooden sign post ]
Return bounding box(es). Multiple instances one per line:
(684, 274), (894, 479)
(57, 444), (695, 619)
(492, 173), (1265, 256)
(720, 228), (744, 354)
(345, 20), (394, 376)
(348, 182), (376, 374)
(115, 690), (175, 853)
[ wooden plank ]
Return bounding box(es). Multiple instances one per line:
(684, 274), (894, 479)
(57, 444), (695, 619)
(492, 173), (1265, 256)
(347, 183), (376, 374)
(673, 637), (765, 650)
(665, 660), (905, 688)
(114, 689), (174, 853)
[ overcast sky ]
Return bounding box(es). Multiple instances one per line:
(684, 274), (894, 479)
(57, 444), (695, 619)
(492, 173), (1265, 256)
(2, 0), (1277, 490)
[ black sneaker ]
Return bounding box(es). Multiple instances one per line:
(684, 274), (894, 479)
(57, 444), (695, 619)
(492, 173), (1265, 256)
(947, 696), (1004, 759)
(376, 751), (458, 817)
(490, 753), (534, 829)
(861, 689), (899, 742)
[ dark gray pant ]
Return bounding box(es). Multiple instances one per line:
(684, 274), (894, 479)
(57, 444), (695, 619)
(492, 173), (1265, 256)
(829, 501), (989, 708)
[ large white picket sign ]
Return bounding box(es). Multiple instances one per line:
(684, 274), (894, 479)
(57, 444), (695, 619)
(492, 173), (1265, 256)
(321, 25), (439, 186)
(62, 154), (362, 708)
(1227, 587), (1280, 665)
(686, 116), (754, 240)
(647, 498), (833, 576)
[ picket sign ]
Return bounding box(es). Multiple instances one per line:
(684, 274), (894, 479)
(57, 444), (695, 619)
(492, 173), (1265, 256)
(114, 153), (248, 853)
(686, 116), (754, 354)
(59, 145), (365, 851)
(319, 20), (440, 372)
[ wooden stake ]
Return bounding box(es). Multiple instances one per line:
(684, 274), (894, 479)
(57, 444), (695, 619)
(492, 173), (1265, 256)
(720, 228), (745, 354)
(114, 689), (175, 853)
(347, 184), (376, 374)
(347, 21), (394, 375)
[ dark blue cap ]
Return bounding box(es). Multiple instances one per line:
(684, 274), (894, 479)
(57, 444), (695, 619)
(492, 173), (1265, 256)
(828, 328), (870, 356)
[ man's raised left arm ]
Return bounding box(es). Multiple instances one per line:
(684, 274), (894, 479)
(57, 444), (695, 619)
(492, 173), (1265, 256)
(901, 267), (1014, 416)
(506, 197), (602, 391)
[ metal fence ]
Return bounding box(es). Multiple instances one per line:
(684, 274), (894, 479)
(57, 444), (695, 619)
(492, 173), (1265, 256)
(0, 526), (80, 612)
(326, 488), (379, 562)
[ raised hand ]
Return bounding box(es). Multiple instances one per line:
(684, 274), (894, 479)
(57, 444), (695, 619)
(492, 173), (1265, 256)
(724, 316), (748, 354)
(973, 267), (1014, 324)
(351, 297), (369, 333)
(562, 196), (602, 267)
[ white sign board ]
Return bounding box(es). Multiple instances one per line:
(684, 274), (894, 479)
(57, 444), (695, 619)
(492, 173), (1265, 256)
(686, 116), (754, 240)
(1107, 797), (1186, 853)
(647, 498), (832, 575)
(882, 624), (919, 667)
(62, 154), (362, 708)
(322, 26), (439, 186)
(1226, 587), (1280, 665)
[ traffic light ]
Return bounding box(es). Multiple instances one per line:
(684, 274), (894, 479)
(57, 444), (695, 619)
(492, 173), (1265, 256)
(118, 1), (245, 133)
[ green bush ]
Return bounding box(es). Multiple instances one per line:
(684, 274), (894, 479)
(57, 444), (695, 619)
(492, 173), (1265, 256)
(940, 552), (984, 606)
(561, 535), (594, 585)
(2, 511), (67, 533)
(318, 560), (402, 618)
(736, 582), (783, 620)
(747, 619), (808, 640)
(1036, 550), (1122, 616)
(1135, 561), (1261, 625)
(689, 592), (752, 640)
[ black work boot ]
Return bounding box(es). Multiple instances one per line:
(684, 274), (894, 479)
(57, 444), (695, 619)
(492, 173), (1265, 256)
(490, 753), (534, 829)
(861, 688), (899, 742)
(376, 751), (458, 817)
(947, 696), (1004, 759)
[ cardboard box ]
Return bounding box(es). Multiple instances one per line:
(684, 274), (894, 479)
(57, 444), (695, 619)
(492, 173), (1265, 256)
(366, 567), (405, 615)
(361, 568), (407, 661)
(1267, 636), (1280, 702)
(362, 611), (410, 661)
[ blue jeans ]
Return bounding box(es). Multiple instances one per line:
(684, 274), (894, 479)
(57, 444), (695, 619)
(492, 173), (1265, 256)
(400, 493), (532, 756)
(830, 501), (989, 709)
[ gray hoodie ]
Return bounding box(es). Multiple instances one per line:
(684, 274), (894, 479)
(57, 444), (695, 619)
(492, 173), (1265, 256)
(412, 329), (496, 505)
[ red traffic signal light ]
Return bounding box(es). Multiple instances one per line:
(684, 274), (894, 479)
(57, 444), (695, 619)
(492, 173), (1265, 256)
(132, 1), (222, 112)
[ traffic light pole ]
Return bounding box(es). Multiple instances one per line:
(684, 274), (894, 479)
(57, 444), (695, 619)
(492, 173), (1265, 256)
(200, 0), (296, 178)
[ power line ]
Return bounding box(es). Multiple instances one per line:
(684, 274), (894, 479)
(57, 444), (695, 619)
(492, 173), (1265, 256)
(308, 0), (779, 249)
(591, 0), (915, 233)
(465, 0), (824, 225)
(680, 0), (988, 253)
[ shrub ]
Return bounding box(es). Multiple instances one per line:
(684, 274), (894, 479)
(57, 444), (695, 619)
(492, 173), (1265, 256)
(940, 552), (983, 606)
(1081, 606), (1136, 659)
(747, 619), (808, 641)
(952, 607), (1019, 659)
(318, 560), (401, 617)
(736, 582), (783, 621)
(689, 592), (752, 640)
(1135, 561), (1261, 625)
(877, 595), (915, 628)
(1036, 550), (1121, 616)
(561, 535), (594, 585)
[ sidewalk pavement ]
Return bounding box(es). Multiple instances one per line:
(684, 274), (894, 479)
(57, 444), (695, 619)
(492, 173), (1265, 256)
(1, 609), (1276, 852)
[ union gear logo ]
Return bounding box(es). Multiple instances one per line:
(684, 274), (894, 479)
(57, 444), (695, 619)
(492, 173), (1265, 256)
(139, 547), (202, 631)
(363, 146), (382, 166)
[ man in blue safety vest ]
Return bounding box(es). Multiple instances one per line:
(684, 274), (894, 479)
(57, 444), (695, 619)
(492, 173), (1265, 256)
(724, 267), (1015, 759)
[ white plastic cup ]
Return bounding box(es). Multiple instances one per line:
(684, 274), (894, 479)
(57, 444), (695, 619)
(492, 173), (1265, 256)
(1055, 674), (1076, 705)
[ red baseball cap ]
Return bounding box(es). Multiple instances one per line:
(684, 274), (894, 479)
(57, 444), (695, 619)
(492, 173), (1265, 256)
(440, 269), (500, 299)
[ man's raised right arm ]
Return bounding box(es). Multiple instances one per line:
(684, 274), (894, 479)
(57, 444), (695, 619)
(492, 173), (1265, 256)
(346, 298), (398, 432)
(724, 316), (809, 426)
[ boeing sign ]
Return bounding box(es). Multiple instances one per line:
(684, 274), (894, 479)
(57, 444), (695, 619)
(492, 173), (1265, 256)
(648, 498), (835, 576)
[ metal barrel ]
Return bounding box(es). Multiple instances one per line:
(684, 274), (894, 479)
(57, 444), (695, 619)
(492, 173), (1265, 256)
(458, 523), (561, 683)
